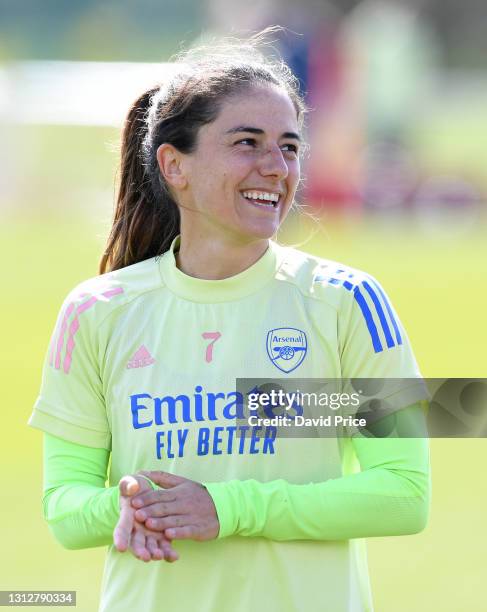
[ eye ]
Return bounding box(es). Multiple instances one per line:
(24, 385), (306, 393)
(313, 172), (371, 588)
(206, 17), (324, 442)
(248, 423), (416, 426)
(281, 143), (299, 154)
(235, 138), (257, 146)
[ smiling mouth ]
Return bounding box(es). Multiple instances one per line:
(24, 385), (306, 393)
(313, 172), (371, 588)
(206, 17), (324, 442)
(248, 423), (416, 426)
(241, 191), (281, 209)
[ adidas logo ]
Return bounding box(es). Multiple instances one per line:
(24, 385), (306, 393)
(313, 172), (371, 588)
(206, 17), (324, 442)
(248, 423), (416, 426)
(127, 345), (156, 369)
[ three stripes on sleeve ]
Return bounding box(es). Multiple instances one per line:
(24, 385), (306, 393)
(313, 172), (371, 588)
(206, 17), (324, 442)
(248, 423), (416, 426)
(314, 268), (403, 354)
(49, 286), (124, 374)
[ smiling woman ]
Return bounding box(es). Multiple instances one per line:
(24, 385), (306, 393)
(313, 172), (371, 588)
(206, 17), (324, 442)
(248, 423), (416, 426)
(157, 85), (301, 273)
(28, 28), (430, 612)
(98, 38), (306, 279)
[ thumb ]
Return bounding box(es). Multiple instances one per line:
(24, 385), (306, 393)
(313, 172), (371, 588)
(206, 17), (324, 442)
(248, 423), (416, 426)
(119, 475), (140, 497)
(138, 470), (188, 489)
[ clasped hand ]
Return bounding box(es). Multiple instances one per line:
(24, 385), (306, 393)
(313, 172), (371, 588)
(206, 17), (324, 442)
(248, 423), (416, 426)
(114, 471), (219, 563)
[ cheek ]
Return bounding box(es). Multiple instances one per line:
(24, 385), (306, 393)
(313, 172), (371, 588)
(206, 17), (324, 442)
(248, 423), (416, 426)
(290, 161), (301, 187)
(283, 171), (300, 206)
(228, 155), (255, 179)
(191, 171), (216, 199)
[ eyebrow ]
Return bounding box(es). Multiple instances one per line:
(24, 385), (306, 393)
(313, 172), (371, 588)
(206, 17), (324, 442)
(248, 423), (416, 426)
(225, 126), (301, 141)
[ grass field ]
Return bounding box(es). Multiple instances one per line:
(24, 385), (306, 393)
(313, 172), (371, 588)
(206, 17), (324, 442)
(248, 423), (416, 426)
(1, 216), (486, 611)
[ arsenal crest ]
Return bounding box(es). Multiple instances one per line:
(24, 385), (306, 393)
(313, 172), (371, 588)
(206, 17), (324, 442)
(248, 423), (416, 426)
(266, 328), (308, 373)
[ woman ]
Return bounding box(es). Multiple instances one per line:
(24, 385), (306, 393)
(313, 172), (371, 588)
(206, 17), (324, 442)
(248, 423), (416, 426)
(29, 33), (430, 612)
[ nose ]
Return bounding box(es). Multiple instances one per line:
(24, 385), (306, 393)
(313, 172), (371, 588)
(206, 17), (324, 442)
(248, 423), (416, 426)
(259, 145), (289, 180)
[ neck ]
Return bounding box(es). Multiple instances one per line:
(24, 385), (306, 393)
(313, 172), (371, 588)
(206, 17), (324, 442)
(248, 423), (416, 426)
(176, 232), (269, 280)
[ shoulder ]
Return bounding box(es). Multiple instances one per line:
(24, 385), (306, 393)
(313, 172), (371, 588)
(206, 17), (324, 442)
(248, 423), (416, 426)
(58, 257), (163, 327)
(274, 244), (406, 354)
(273, 242), (378, 310)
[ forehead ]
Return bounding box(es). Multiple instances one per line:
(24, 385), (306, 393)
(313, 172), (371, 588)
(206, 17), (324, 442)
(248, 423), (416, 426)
(210, 86), (299, 136)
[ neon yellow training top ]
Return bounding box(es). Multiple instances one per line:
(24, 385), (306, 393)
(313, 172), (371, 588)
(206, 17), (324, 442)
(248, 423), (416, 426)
(30, 239), (430, 612)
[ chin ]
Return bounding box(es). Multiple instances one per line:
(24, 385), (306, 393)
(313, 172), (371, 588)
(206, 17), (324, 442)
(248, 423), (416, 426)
(238, 223), (279, 242)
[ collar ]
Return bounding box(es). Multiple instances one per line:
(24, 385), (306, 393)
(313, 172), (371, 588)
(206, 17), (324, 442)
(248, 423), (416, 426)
(158, 236), (280, 303)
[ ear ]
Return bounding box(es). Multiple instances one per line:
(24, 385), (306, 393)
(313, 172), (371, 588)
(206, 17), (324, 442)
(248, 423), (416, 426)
(156, 144), (188, 190)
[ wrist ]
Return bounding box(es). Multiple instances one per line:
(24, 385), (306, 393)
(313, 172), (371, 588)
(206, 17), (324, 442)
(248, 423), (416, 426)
(203, 481), (238, 539)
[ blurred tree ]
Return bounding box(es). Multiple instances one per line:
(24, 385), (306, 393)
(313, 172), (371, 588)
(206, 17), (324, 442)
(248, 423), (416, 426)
(0, 0), (203, 61)
(425, 0), (487, 68)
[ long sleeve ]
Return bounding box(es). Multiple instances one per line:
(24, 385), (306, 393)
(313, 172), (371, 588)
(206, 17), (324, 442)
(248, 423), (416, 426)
(42, 432), (120, 549)
(205, 402), (430, 540)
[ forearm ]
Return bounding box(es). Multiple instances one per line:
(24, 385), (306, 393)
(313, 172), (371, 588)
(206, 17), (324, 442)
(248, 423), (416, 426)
(205, 405), (430, 541)
(43, 433), (120, 550)
(44, 484), (120, 550)
(206, 460), (429, 540)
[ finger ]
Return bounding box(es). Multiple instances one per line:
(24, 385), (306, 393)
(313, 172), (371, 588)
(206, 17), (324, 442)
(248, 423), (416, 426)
(145, 515), (185, 531)
(146, 536), (164, 561)
(165, 525), (197, 541)
(159, 539), (179, 563)
(131, 529), (150, 563)
(113, 506), (135, 551)
(119, 475), (140, 497)
(139, 470), (188, 489)
(131, 490), (177, 509)
(135, 502), (183, 521)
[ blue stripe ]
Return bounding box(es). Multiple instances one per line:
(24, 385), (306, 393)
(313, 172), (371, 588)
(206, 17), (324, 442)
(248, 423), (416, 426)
(371, 280), (403, 345)
(353, 286), (383, 353)
(343, 280), (353, 291)
(362, 281), (395, 348)
(328, 278), (340, 285)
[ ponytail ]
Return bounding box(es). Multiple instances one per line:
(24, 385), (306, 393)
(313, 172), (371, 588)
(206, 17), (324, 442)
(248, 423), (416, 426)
(99, 87), (180, 273)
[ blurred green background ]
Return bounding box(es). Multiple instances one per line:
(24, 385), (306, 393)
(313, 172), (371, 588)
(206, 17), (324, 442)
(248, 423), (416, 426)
(1, 1), (486, 611)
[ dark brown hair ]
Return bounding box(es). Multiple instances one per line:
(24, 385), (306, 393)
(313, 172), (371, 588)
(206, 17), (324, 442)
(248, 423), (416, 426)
(100, 30), (306, 273)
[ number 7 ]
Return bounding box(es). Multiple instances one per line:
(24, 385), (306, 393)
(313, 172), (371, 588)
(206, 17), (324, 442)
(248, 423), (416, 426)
(202, 332), (222, 363)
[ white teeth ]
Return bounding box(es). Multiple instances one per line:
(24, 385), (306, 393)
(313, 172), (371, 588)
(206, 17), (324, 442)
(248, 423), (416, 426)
(242, 191), (280, 204)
